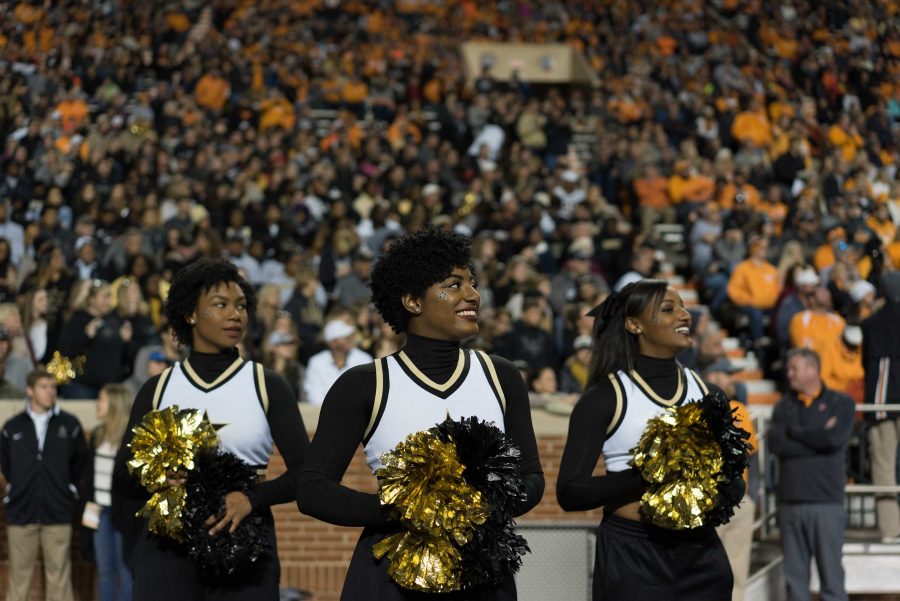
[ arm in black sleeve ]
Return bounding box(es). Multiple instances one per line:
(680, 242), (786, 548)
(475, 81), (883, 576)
(112, 376), (157, 503)
(767, 398), (819, 458)
(787, 393), (856, 452)
(246, 369), (309, 510)
(490, 355), (544, 516)
(556, 379), (647, 512)
(296, 364), (391, 527)
(57, 312), (92, 357)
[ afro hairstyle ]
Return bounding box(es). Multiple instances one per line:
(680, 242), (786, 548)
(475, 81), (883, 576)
(164, 258), (257, 347)
(370, 226), (474, 334)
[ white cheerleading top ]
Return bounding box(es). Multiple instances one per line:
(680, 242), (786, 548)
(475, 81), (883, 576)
(363, 349), (506, 472)
(602, 366), (708, 473)
(152, 358), (273, 469)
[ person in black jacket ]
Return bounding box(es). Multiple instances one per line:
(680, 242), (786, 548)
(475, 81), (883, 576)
(861, 271), (900, 543)
(296, 227), (544, 600)
(1, 368), (88, 601)
(769, 348), (854, 601)
(57, 279), (132, 399)
(112, 258), (309, 601)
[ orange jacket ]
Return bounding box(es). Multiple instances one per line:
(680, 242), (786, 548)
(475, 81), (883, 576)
(821, 342), (864, 401)
(789, 310), (846, 358)
(727, 259), (781, 309)
(634, 176), (670, 209)
(731, 110), (773, 148)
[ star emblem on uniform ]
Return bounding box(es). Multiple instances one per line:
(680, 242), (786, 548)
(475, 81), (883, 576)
(203, 411), (229, 432)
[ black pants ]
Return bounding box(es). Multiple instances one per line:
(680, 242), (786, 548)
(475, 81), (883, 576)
(593, 514), (733, 601)
(341, 524), (517, 601)
(132, 510), (280, 601)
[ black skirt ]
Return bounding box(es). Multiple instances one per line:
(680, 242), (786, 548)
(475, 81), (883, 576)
(131, 509), (280, 601)
(593, 514), (733, 601)
(341, 524), (517, 601)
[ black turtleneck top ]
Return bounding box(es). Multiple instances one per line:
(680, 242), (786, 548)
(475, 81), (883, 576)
(113, 348), (309, 511)
(296, 333), (545, 527)
(557, 355), (720, 512)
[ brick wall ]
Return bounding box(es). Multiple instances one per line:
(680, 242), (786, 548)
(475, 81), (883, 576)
(0, 434), (593, 601)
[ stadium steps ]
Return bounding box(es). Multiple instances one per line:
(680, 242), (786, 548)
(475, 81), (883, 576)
(746, 532), (900, 600)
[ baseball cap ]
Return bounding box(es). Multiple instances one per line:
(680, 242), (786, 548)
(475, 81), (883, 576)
(148, 350), (168, 363)
(573, 335), (593, 351)
(850, 280), (875, 303)
(702, 359), (741, 377)
(323, 319), (355, 342)
(268, 331), (297, 347)
(75, 236), (95, 252)
(843, 325), (863, 347)
(795, 268), (820, 287)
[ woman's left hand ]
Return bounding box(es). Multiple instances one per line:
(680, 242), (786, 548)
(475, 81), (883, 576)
(205, 491), (253, 536)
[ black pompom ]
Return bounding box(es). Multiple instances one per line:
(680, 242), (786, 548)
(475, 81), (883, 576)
(697, 392), (753, 528)
(181, 449), (270, 577)
(435, 416), (529, 588)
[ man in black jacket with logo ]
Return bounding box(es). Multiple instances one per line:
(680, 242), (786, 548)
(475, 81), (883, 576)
(1, 368), (87, 601)
(769, 348), (854, 601)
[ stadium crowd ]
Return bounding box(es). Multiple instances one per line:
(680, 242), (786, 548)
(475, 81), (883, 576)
(1, 0), (898, 402)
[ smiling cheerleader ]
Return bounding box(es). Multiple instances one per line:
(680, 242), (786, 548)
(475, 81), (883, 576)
(296, 226), (544, 600)
(557, 280), (736, 601)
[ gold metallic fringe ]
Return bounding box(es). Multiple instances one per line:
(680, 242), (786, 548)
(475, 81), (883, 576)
(46, 351), (85, 385)
(373, 430), (488, 592)
(127, 406), (218, 540)
(631, 403), (724, 529)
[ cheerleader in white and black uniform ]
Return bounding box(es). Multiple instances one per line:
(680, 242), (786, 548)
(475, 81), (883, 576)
(113, 259), (309, 601)
(557, 280), (734, 601)
(297, 227), (545, 600)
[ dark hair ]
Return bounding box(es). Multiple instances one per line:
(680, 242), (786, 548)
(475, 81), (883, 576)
(586, 280), (669, 386)
(164, 259), (257, 347)
(370, 226), (473, 333)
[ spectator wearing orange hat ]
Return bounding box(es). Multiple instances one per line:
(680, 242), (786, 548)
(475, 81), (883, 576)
(727, 235), (781, 342)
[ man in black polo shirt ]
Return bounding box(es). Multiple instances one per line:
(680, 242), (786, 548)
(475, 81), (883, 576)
(769, 348), (854, 601)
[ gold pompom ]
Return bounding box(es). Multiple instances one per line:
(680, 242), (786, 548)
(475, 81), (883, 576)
(373, 430), (488, 592)
(127, 406), (219, 540)
(372, 531), (463, 593)
(46, 351), (85, 385)
(631, 403), (724, 529)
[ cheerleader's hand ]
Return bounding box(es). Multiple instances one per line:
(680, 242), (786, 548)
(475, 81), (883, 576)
(166, 468), (187, 487)
(206, 491), (252, 536)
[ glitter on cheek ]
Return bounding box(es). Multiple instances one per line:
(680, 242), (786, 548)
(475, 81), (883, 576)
(204, 309), (213, 318)
(437, 291), (448, 301)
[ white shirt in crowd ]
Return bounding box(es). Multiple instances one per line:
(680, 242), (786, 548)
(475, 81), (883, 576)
(303, 347), (373, 406)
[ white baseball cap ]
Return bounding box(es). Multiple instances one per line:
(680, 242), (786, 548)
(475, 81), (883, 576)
(323, 319), (355, 342)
